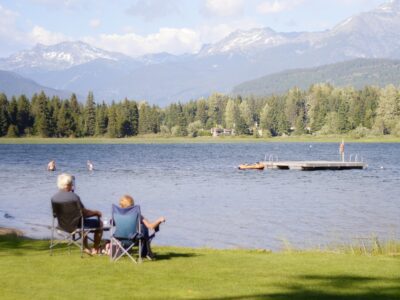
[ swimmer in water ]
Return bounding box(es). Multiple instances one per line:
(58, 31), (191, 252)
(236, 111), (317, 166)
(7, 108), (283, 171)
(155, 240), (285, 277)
(47, 160), (56, 171)
(87, 160), (94, 171)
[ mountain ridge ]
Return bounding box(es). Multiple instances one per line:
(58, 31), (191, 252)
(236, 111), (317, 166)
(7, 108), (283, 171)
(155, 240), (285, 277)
(232, 58), (400, 96)
(0, 69), (72, 99)
(1, 0), (400, 104)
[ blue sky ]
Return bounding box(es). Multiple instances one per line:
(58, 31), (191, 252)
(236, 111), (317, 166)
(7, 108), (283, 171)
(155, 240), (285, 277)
(0, 0), (389, 57)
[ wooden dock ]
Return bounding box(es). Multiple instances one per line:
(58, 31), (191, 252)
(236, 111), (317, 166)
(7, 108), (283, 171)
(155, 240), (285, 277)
(260, 161), (367, 171)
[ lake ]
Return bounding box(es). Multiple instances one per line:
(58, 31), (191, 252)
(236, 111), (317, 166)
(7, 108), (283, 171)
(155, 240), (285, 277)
(0, 142), (399, 250)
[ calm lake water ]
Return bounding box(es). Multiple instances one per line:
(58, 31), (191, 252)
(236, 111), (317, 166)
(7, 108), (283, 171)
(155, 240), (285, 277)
(0, 142), (399, 250)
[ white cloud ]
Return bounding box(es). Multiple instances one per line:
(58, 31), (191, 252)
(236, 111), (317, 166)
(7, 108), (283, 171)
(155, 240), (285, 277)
(0, 5), (20, 38)
(203, 0), (245, 17)
(257, 0), (304, 14)
(0, 5), (28, 56)
(89, 19), (101, 28)
(84, 28), (202, 57)
(27, 0), (81, 9)
(29, 26), (69, 45)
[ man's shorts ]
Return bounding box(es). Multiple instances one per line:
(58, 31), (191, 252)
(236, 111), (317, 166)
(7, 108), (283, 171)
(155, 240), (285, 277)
(83, 217), (101, 229)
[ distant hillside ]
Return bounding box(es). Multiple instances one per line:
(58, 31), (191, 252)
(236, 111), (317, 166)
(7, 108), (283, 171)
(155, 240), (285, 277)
(232, 59), (400, 96)
(0, 70), (70, 99)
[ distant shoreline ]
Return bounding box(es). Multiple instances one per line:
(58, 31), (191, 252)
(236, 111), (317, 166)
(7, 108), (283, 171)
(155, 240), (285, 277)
(1, 135), (400, 144)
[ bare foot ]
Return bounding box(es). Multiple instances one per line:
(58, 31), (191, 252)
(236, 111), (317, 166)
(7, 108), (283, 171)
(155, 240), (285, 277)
(84, 248), (93, 256)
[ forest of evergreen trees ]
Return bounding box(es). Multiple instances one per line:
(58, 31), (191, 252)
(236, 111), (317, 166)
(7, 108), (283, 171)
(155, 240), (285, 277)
(1, 83), (400, 138)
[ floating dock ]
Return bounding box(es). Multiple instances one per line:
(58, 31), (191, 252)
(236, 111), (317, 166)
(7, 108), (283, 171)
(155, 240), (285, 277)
(260, 161), (367, 171)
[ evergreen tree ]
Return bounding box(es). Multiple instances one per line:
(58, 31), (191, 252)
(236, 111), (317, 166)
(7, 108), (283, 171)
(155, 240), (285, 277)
(95, 102), (108, 136)
(131, 101), (139, 136)
(337, 95), (350, 133)
(361, 86), (379, 129)
(138, 102), (150, 134)
(163, 103), (180, 130)
(149, 105), (160, 134)
(176, 103), (187, 136)
(48, 96), (61, 137)
(183, 101), (197, 124)
(57, 100), (76, 137)
(84, 92), (96, 136)
(116, 99), (133, 137)
(69, 93), (83, 136)
(0, 93), (10, 136)
(107, 102), (118, 138)
(285, 87), (305, 130)
(8, 97), (18, 126)
(196, 99), (208, 127)
(33, 92), (51, 137)
(16, 95), (32, 135)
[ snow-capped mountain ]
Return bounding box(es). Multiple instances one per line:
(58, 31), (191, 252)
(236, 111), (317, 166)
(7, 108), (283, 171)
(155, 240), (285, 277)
(199, 0), (400, 60)
(198, 28), (301, 56)
(1, 0), (400, 104)
(0, 41), (130, 72)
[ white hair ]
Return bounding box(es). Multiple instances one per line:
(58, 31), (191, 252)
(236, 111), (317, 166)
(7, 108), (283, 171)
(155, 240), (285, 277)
(57, 173), (73, 190)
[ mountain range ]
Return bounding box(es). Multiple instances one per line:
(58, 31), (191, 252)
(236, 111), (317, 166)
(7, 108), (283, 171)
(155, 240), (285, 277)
(0, 70), (70, 99)
(232, 58), (400, 96)
(0, 0), (400, 105)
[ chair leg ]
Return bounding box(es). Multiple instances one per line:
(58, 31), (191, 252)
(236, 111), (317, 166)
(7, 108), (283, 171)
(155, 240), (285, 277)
(50, 220), (55, 256)
(138, 239), (142, 263)
(81, 235), (84, 258)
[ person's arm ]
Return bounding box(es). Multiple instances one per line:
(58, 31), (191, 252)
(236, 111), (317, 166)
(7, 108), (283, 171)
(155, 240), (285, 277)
(142, 216), (165, 230)
(77, 196), (101, 218)
(82, 208), (102, 218)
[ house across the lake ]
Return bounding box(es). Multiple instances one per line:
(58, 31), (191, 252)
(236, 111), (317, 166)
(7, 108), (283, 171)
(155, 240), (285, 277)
(211, 127), (235, 137)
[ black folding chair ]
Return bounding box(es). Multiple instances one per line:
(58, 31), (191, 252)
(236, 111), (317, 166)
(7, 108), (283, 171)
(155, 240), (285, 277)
(50, 201), (100, 257)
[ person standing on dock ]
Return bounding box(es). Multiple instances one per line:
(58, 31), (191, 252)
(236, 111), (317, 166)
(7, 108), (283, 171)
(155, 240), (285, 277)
(339, 140), (345, 162)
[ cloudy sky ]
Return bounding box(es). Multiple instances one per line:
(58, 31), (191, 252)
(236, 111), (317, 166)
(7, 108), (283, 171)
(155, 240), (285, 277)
(0, 0), (388, 57)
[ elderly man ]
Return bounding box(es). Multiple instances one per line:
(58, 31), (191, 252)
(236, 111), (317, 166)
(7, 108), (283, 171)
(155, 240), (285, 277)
(51, 173), (103, 255)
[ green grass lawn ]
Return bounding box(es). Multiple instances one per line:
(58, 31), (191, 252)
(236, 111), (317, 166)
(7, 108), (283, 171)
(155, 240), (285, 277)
(0, 235), (399, 300)
(1, 135), (400, 144)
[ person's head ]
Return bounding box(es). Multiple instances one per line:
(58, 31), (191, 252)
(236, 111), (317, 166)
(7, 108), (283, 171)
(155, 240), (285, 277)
(119, 195), (134, 208)
(57, 173), (74, 191)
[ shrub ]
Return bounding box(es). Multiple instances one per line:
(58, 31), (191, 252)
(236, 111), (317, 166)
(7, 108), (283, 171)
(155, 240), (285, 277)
(7, 125), (19, 137)
(350, 125), (369, 139)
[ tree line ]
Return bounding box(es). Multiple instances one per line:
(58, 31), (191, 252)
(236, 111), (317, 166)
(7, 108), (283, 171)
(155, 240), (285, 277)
(0, 83), (400, 138)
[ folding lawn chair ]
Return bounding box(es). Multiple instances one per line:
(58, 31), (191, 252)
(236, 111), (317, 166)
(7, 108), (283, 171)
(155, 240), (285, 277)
(110, 204), (143, 263)
(50, 200), (100, 257)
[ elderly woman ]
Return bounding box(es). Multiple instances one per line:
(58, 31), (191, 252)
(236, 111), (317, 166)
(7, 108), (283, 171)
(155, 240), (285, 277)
(51, 173), (103, 255)
(119, 195), (165, 259)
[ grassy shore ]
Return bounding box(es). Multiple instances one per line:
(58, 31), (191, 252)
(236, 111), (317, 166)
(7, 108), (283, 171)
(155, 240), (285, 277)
(0, 235), (399, 300)
(1, 135), (400, 144)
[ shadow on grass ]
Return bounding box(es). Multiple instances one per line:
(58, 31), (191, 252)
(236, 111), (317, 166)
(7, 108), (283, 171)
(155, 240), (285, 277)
(0, 236), (199, 261)
(0, 235), (49, 256)
(154, 251), (199, 261)
(193, 275), (400, 300)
